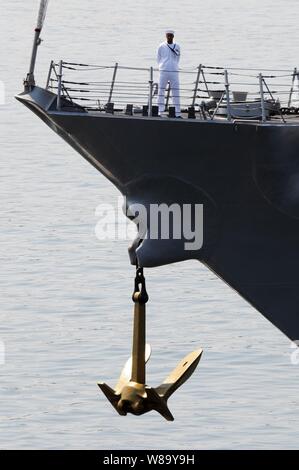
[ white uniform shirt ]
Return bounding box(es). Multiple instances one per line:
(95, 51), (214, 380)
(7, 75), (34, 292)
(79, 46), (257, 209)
(157, 42), (181, 72)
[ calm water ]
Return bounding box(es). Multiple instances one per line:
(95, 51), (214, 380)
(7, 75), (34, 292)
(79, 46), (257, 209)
(1, 0), (299, 450)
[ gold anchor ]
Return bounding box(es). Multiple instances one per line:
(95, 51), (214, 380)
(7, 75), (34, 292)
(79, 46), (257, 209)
(98, 268), (203, 421)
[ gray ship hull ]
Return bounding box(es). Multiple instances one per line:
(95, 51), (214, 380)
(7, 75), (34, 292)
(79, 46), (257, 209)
(17, 86), (299, 342)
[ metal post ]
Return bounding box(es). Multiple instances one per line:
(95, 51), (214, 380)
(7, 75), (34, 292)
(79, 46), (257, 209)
(288, 67), (297, 108)
(57, 60), (63, 111)
(259, 73), (267, 122)
(192, 64), (202, 107)
(263, 77), (286, 124)
(108, 62), (118, 104)
(27, 29), (42, 87)
(211, 92), (226, 120)
(148, 67), (154, 117)
(25, 1), (49, 89)
(201, 69), (210, 96)
(46, 60), (54, 89)
(224, 70), (232, 122)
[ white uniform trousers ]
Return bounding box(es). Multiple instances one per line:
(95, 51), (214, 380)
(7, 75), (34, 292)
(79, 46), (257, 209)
(157, 71), (181, 116)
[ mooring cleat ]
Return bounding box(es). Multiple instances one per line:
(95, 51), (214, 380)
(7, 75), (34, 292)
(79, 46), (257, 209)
(98, 268), (203, 421)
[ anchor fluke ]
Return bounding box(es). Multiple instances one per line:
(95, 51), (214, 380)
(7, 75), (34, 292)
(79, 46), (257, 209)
(98, 268), (203, 421)
(97, 382), (122, 414)
(155, 349), (203, 401)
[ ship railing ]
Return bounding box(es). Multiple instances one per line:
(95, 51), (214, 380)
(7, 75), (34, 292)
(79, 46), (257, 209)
(45, 61), (299, 122)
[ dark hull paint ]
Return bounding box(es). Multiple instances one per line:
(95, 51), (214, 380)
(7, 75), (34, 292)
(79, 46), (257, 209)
(17, 87), (299, 342)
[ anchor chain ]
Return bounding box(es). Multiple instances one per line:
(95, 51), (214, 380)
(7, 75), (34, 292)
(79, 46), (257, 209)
(132, 267), (149, 305)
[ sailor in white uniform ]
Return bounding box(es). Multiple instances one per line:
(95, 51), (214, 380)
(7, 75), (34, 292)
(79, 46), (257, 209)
(157, 30), (181, 117)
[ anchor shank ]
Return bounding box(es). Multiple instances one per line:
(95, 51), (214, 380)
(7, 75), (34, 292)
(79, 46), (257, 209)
(131, 297), (146, 384)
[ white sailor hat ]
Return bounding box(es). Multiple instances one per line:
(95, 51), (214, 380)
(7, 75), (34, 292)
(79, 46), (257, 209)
(165, 29), (175, 35)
